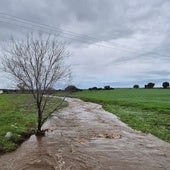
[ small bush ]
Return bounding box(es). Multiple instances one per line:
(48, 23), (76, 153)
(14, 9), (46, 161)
(145, 83), (155, 89)
(104, 86), (111, 90)
(133, 85), (139, 89)
(162, 82), (169, 89)
(89, 87), (98, 91)
(65, 85), (81, 93)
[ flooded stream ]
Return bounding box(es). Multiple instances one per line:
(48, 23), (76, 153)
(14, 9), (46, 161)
(0, 98), (170, 170)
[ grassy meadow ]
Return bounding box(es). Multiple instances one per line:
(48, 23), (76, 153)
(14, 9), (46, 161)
(0, 94), (36, 153)
(0, 94), (67, 153)
(71, 89), (170, 142)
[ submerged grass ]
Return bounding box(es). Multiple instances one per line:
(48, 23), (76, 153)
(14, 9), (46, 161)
(71, 89), (170, 142)
(0, 94), (67, 153)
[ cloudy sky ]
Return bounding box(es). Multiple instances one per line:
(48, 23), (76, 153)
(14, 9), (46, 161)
(0, 0), (170, 89)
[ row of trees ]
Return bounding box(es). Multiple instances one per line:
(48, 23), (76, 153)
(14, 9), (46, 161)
(64, 83), (170, 91)
(133, 82), (169, 89)
(89, 85), (114, 91)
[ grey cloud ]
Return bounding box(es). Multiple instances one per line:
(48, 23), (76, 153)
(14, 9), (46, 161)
(1, 0), (170, 43)
(142, 70), (170, 76)
(0, 0), (170, 88)
(61, 0), (170, 42)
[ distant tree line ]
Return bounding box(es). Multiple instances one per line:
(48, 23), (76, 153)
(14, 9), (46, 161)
(1, 81), (169, 94)
(89, 85), (114, 91)
(133, 81), (169, 89)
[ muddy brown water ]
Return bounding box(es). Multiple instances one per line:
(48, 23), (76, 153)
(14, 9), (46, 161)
(0, 98), (170, 170)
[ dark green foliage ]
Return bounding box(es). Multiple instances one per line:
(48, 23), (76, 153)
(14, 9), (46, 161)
(104, 86), (111, 90)
(97, 88), (103, 90)
(133, 85), (139, 88)
(65, 85), (81, 93)
(162, 82), (169, 89)
(145, 82), (155, 88)
(89, 87), (98, 90)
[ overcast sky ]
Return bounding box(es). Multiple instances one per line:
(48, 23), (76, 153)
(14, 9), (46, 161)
(0, 0), (170, 89)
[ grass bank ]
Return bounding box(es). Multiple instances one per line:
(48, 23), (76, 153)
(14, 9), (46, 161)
(0, 94), (67, 153)
(71, 89), (170, 142)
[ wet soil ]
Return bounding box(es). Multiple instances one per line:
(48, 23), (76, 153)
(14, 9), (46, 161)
(0, 98), (170, 170)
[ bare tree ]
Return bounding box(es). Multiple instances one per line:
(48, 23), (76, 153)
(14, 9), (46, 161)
(2, 33), (70, 135)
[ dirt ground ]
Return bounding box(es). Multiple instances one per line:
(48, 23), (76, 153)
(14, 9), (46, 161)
(0, 98), (170, 170)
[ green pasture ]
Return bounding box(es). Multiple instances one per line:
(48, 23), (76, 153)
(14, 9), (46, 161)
(0, 94), (67, 153)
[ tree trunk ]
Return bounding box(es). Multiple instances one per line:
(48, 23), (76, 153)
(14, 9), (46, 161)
(36, 108), (45, 136)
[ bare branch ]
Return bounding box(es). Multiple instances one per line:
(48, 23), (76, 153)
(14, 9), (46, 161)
(2, 33), (70, 134)
(41, 96), (66, 126)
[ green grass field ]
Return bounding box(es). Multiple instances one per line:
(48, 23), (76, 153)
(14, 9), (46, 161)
(71, 89), (170, 142)
(0, 94), (67, 153)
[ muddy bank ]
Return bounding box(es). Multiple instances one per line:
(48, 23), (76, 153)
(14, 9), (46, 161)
(0, 98), (170, 170)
